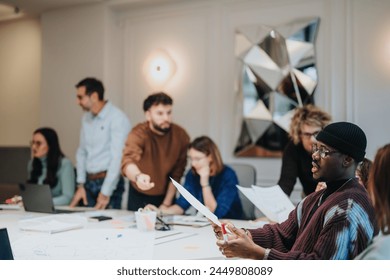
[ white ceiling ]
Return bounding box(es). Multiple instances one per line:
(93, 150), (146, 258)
(0, 0), (105, 20)
(0, 0), (181, 21)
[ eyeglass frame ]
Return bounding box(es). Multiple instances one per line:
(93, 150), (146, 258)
(155, 216), (171, 231)
(30, 140), (44, 147)
(312, 143), (340, 159)
(187, 155), (207, 163)
(300, 131), (320, 139)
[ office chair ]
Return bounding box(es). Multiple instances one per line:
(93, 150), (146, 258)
(228, 163), (257, 220)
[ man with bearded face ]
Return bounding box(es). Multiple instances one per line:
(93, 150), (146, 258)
(122, 92), (190, 211)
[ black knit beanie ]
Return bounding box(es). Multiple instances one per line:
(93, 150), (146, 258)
(316, 122), (367, 162)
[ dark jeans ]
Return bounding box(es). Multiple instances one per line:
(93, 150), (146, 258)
(84, 176), (124, 209)
(127, 183), (165, 211)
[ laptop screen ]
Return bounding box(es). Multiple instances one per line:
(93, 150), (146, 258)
(19, 183), (82, 214)
(0, 228), (14, 260)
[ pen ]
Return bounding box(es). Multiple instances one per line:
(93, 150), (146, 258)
(221, 223), (228, 242)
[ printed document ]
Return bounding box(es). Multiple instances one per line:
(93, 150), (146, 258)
(237, 184), (295, 222)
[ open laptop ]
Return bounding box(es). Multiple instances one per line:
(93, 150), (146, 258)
(0, 183), (21, 203)
(19, 183), (82, 214)
(0, 228), (14, 260)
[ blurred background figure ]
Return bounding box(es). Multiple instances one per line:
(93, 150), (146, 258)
(355, 157), (372, 189)
(28, 127), (75, 205)
(278, 104), (331, 197)
(356, 144), (390, 260)
(70, 77), (131, 209)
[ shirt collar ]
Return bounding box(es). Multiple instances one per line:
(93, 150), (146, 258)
(91, 101), (110, 120)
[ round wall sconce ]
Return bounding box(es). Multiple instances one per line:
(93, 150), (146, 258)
(143, 48), (177, 91)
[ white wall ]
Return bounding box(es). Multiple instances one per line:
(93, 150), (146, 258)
(0, 17), (41, 146)
(116, 0), (390, 186)
(351, 0), (390, 159)
(40, 3), (127, 160)
(1, 0), (390, 194)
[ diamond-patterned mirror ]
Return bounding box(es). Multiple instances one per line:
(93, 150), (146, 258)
(234, 18), (320, 157)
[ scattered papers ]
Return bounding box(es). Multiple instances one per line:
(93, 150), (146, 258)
(164, 215), (210, 227)
(18, 214), (87, 234)
(237, 184), (295, 223)
(154, 230), (197, 245)
(0, 204), (21, 210)
(12, 228), (155, 259)
(170, 178), (221, 226)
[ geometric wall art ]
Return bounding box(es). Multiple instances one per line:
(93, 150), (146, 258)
(234, 17), (320, 157)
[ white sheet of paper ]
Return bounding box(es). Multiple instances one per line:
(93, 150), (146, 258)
(237, 184), (295, 223)
(170, 177), (221, 226)
(18, 214), (87, 234)
(12, 228), (155, 259)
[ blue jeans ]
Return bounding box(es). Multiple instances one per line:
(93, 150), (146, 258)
(85, 176), (124, 209)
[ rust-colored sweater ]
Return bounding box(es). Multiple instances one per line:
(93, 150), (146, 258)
(121, 122), (190, 196)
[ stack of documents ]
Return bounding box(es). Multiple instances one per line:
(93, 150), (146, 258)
(18, 214), (87, 234)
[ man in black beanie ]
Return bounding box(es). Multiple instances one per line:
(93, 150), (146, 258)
(213, 121), (378, 260)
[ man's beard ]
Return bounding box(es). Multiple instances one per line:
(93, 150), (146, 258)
(152, 122), (171, 134)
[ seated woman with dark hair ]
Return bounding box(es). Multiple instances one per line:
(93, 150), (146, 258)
(28, 127), (75, 205)
(146, 136), (243, 219)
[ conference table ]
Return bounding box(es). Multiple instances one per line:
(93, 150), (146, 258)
(1, 206), (259, 260)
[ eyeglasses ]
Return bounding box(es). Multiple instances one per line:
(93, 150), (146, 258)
(300, 131), (320, 139)
(312, 144), (339, 159)
(30, 140), (43, 147)
(187, 156), (206, 163)
(155, 216), (171, 231)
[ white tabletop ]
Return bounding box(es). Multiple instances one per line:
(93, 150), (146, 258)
(0, 207), (256, 260)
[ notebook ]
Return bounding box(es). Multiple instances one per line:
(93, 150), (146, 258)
(0, 228), (14, 260)
(0, 183), (21, 203)
(19, 183), (81, 214)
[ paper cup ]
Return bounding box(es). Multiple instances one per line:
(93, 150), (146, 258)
(135, 211), (156, 231)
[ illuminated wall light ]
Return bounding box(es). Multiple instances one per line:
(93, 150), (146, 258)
(143, 49), (177, 91)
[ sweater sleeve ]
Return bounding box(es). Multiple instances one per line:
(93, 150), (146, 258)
(121, 124), (145, 175)
(248, 208), (299, 252)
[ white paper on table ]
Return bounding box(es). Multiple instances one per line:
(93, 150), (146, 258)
(170, 177), (221, 226)
(18, 214), (87, 234)
(12, 228), (155, 260)
(237, 184), (295, 223)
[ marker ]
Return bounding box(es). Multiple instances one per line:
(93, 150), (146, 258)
(221, 223), (228, 242)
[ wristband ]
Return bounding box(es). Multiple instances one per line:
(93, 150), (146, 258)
(201, 184), (211, 189)
(263, 248), (271, 260)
